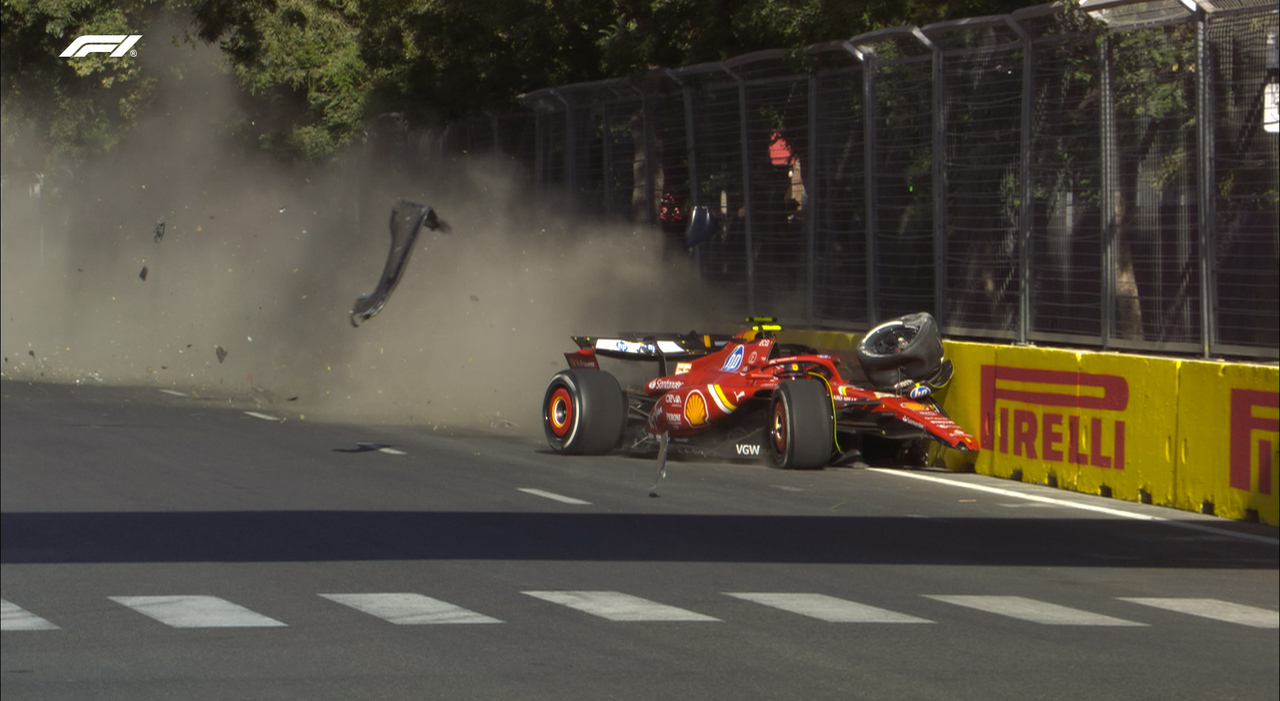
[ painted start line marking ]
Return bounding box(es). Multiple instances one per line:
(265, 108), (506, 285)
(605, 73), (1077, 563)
(517, 488), (592, 505)
(867, 468), (1279, 547)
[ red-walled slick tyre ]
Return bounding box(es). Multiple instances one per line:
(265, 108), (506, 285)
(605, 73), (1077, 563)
(542, 369), (627, 455)
(768, 379), (834, 470)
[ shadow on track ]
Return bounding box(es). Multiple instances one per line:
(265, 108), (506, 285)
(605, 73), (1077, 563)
(3, 510), (1275, 568)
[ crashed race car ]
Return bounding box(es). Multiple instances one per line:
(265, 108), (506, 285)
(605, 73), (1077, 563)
(541, 313), (979, 473)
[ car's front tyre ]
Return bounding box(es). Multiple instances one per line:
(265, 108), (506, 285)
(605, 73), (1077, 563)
(768, 379), (834, 469)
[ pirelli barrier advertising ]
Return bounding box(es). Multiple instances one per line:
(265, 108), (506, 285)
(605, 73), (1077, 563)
(783, 331), (1279, 525)
(942, 343), (1277, 525)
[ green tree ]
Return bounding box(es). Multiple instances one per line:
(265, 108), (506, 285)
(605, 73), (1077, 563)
(2, 0), (162, 165)
(4, 0), (1041, 163)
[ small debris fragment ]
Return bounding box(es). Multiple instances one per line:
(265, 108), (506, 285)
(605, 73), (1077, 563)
(139, 266), (148, 281)
(154, 219), (165, 242)
(215, 345), (228, 363)
(334, 442), (405, 455)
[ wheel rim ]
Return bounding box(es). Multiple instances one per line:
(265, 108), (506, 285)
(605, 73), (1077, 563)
(548, 388), (574, 438)
(771, 399), (789, 458)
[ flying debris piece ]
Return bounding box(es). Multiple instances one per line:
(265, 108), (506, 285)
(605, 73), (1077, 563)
(154, 219), (165, 242)
(349, 199), (449, 327)
(215, 345), (228, 363)
(650, 433), (671, 492)
(139, 266), (148, 281)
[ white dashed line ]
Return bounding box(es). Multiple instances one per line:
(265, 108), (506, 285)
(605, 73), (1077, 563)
(321, 593), (501, 624)
(1120, 598), (1279, 629)
(926, 595), (1146, 626)
(111, 595), (287, 628)
(727, 593), (933, 623)
(518, 488), (591, 505)
(523, 591), (718, 621)
(2, 599), (60, 631)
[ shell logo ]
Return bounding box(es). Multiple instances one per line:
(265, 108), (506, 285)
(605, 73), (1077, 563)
(685, 390), (709, 426)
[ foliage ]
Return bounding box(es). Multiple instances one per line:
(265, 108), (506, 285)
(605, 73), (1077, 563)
(2, 0), (1051, 163)
(1, 0), (162, 165)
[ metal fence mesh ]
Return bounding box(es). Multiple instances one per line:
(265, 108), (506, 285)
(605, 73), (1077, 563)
(504, 0), (1277, 360)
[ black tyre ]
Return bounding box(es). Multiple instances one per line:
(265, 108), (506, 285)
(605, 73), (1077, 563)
(768, 379), (834, 470)
(543, 369), (627, 455)
(855, 312), (944, 388)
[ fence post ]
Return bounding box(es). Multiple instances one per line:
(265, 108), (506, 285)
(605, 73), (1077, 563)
(724, 64), (756, 316)
(807, 73), (819, 324)
(551, 90), (576, 201)
(667, 71), (700, 209)
(924, 28), (947, 327)
(602, 101), (614, 217)
(846, 41), (878, 325)
(532, 109), (546, 193)
(1098, 37), (1116, 350)
(1194, 5), (1216, 358)
(1012, 16), (1034, 345)
(641, 86), (658, 227)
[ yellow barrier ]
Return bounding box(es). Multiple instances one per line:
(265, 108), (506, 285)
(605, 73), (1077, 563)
(956, 344), (1179, 508)
(781, 329), (1279, 525)
(1176, 360), (1279, 523)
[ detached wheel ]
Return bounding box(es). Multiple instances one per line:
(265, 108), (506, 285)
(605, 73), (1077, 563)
(855, 312), (944, 388)
(768, 379), (834, 470)
(543, 369), (626, 455)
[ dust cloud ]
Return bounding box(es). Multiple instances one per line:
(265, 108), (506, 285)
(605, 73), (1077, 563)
(0, 36), (735, 438)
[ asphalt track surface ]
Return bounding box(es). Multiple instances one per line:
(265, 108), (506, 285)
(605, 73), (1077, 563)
(2, 380), (1277, 700)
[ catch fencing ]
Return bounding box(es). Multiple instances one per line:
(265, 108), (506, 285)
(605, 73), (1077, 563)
(466, 0), (1279, 360)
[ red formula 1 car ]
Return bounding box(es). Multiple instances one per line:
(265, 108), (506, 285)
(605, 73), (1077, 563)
(541, 314), (978, 473)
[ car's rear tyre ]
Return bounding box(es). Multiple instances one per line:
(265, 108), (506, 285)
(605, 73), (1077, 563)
(543, 369), (627, 455)
(768, 379), (833, 470)
(855, 312), (944, 388)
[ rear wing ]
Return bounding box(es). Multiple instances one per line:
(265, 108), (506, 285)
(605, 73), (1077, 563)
(564, 320), (783, 374)
(566, 332), (734, 375)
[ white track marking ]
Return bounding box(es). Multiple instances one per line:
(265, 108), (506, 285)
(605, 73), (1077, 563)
(320, 593), (500, 624)
(727, 593), (933, 623)
(242, 411), (284, 422)
(868, 468), (1280, 546)
(1, 599), (60, 631)
(110, 596), (286, 628)
(522, 591), (718, 621)
(1119, 598), (1279, 629)
(517, 488), (591, 505)
(926, 595), (1146, 626)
